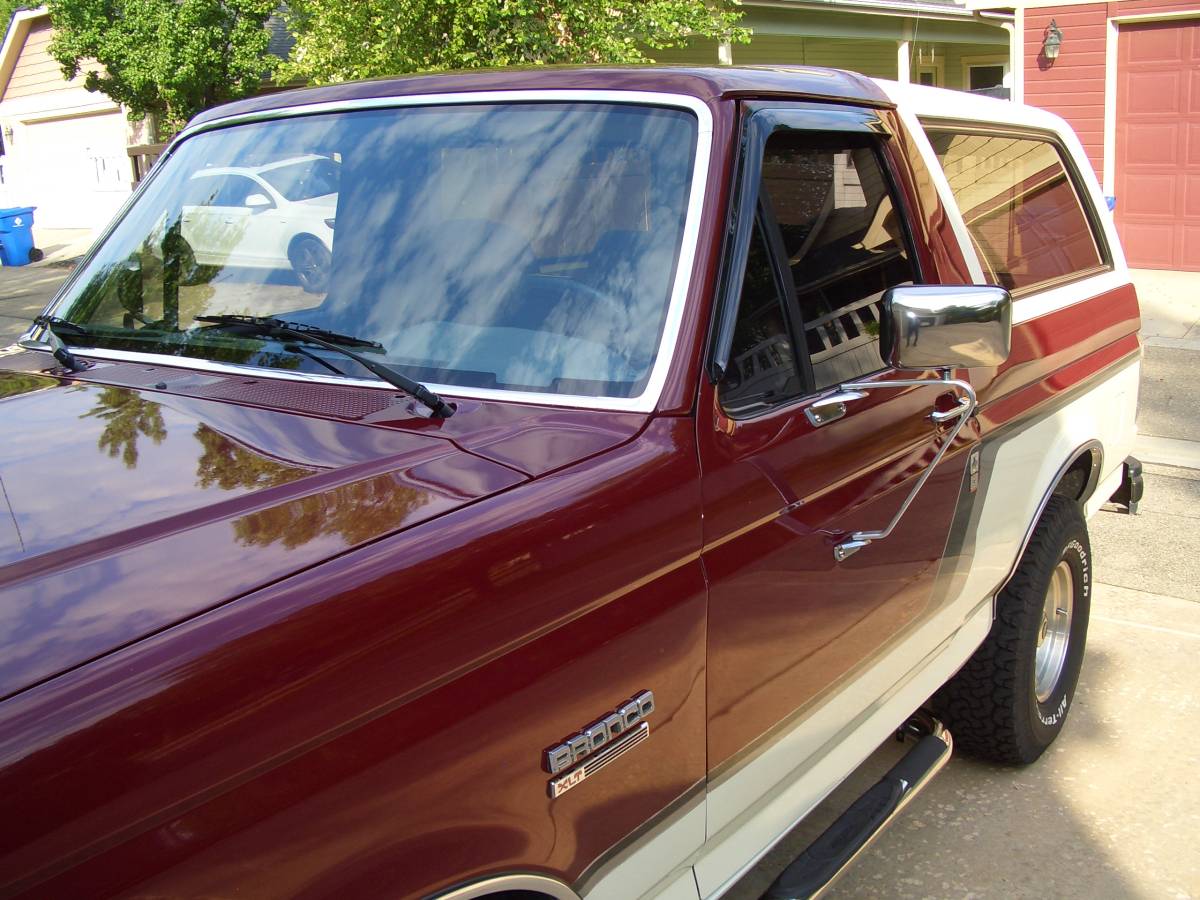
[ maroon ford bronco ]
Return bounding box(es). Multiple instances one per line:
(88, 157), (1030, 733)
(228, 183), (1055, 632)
(0, 67), (1142, 899)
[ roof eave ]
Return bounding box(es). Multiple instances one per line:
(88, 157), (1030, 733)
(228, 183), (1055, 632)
(745, 0), (989, 22)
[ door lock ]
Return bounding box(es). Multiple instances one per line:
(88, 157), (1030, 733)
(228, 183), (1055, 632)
(805, 390), (868, 427)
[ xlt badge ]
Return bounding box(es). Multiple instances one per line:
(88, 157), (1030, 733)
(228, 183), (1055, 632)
(544, 691), (654, 798)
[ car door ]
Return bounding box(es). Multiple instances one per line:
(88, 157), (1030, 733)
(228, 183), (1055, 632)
(182, 173), (268, 267)
(232, 174), (296, 267)
(180, 173), (227, 264)
(698, 104), (978, 835)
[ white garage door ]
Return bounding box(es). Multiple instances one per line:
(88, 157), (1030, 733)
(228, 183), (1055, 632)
(12, 111), (131, 230)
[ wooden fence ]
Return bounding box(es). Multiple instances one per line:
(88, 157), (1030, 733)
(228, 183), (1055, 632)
(128, 142), (167, 186)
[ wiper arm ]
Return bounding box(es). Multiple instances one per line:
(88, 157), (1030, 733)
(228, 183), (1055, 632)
(195, 315), (384, 350)
(20, 315), (87, 371)
(193, 314), (455, 419)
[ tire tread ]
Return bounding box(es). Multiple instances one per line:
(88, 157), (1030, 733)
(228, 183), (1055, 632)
(931, 495), (1089, 765)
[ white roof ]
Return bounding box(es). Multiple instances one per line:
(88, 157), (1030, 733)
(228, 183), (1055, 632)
(874, 79), (1074, 135)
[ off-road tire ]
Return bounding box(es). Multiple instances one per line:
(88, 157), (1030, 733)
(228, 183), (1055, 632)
(932, 495), (1091, 764)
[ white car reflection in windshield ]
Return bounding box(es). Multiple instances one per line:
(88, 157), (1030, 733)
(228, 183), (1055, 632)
(181, 155), (338, 294)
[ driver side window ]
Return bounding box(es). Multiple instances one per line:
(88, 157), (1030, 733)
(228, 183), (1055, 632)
(719, 130), (919, 416)
(761, 132), (917, 390)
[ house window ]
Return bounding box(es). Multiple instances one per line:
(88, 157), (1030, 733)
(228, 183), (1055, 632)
(968, 64), (1006, 92)
(914, 58), (943, 88)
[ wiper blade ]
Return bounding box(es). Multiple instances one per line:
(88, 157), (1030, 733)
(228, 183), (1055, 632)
(195, 315), (384, 350)
(193, 314), (455, 419)
(33, 315), (91, 339)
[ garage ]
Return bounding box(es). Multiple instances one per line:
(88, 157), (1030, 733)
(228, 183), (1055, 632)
(13, 111), (130, 229)
(1115, 18), (1200, 271)
(0, 9), (132, 232)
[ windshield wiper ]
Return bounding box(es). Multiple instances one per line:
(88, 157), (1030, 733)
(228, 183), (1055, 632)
(196, 315), (384, 350)
(21, 315), (87, 371)
(193, 314), (455, 419)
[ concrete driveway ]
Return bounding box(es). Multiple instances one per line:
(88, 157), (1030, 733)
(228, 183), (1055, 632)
(0, 226), (92, 346)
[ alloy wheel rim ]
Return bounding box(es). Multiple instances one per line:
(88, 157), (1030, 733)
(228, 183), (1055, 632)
(1035, 559), (1074, 703)
(296, 243), (326, 289)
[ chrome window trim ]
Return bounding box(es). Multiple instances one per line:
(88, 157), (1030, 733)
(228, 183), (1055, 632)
(47, 90), (715, 414)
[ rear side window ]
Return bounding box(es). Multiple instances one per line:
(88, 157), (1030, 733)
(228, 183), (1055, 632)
(924, 129), (1106, 293)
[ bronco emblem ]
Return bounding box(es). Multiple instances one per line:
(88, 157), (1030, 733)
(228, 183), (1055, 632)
(544, 691), (655, 797)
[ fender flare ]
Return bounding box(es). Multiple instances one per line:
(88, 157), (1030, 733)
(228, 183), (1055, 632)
(998, 439), (1102, 595)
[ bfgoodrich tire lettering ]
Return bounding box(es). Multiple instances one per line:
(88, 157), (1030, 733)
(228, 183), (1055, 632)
(932, 496), (1091, 764)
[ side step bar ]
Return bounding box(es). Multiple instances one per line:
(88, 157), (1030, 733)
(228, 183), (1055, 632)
(762, 716), (953, 900)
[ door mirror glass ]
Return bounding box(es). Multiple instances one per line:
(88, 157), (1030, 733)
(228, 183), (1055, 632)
(881, 285), (1012, 370)
(244, 193), (272, 209)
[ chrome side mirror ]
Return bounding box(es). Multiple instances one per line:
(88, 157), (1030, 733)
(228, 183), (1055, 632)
(881, 285), (1012, 371)
(827, 285), (1011, 563)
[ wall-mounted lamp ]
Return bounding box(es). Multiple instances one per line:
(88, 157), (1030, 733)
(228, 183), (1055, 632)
(1043, 19), (1063, 61)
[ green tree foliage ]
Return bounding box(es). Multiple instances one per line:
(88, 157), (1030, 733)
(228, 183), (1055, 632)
(0, 1), (27, 37)
(45, 0), (280, 135)
(281, 0), (747, 84)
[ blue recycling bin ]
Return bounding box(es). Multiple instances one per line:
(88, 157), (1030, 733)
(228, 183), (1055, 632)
(0, 206), (37, 266)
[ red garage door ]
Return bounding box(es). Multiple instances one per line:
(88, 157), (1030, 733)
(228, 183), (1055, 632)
(1116, 19), (1200, 270)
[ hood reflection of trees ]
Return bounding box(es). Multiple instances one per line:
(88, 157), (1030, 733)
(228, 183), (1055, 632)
(79, 386), (429, 549)
(233, 472), (430, 550)
(80, 387), (168, 469)
(194, 426), (311, 491)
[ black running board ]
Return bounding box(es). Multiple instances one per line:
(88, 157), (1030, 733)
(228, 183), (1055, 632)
(762, 717), (953, 900)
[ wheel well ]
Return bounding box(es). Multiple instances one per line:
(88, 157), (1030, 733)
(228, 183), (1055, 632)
(1052, 444), (1102, 505)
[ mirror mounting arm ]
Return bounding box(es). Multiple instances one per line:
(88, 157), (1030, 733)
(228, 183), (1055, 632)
(832, 368), (977, 562)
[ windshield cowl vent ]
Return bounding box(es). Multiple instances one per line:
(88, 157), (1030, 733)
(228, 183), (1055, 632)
(72, 362), (403, 422)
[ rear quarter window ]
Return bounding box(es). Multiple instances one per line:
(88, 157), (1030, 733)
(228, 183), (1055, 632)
(923, 127), (1108, 293)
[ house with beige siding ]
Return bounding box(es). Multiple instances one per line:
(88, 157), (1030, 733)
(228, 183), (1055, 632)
(0, 6), (134, 230)
(654, 0), (1016, 96)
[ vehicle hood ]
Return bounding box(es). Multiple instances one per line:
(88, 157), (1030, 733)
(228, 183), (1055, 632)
(290, 192), (338, 212)
(0, 362), (538, 699)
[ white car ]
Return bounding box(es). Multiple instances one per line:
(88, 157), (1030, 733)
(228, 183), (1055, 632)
(181, 155), (338, 292)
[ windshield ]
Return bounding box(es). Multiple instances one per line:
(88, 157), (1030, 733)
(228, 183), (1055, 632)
(49, 102), (699, 401)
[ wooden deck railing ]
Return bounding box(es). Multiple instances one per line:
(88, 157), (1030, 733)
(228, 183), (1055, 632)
(128, 142), (167, 186)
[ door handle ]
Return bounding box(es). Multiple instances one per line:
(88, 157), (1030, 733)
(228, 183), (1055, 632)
(929, 395), (972, 424)
(805, 390), (868, 427)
